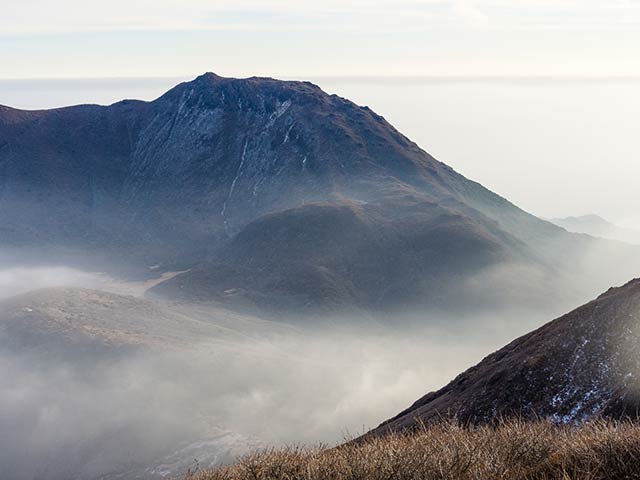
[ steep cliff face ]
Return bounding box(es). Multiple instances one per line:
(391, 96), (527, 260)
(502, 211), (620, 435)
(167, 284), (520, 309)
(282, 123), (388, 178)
(370, 278), (640, 434)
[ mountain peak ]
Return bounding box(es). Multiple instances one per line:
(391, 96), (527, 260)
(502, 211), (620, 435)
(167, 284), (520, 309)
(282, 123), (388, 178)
(156, 72), (326, 113)
(2, 75), (639, 315)
(188, 71), (227, 87)
(182, 71), (322, 92)
(197, 71), (225, 80)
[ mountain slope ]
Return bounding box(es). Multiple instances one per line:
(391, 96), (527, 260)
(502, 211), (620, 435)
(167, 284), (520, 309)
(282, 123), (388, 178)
(369, 278), (640, 435)
(1, 73), (637, 312)
(149, 201), (523, 312)
(0, 74), (534, 250)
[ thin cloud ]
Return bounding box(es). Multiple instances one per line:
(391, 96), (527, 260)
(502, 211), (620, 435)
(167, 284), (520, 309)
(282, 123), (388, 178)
(3, 0), (640, 35)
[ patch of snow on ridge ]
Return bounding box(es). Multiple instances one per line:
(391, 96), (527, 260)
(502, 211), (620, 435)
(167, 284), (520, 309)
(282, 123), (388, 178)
(221, 139), (249, 233)
(266, 100), (292, 129)
(283, 121), (296, 143)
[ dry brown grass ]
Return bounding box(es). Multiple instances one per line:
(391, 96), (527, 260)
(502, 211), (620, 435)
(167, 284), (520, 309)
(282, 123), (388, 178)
(187, 419), (640, 480)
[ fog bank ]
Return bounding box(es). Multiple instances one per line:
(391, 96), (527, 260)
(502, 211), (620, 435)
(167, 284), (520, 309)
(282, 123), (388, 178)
(0, 303), (545, 480)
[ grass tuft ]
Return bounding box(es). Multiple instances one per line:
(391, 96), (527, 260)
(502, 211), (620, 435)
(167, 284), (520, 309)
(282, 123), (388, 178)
(187, 419), (640, 480)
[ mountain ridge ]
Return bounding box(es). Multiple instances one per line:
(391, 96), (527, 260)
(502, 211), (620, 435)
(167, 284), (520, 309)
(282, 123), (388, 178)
(1, 73), (638, 313)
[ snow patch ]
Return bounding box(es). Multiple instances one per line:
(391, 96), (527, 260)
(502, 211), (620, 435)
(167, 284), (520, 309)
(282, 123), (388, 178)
(265, 100), (292, 129)
(221, 139), (249, 233)
(283, 121), (296, 144)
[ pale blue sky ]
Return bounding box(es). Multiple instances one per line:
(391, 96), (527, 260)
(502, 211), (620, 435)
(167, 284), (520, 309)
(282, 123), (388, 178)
(2, 0), (640, 78)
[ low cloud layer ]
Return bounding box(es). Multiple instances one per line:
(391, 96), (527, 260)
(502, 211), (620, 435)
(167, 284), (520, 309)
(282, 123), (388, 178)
(0, 248), (637, 480)
(0, 266), (109, 301)
(0, 300), (539, 479)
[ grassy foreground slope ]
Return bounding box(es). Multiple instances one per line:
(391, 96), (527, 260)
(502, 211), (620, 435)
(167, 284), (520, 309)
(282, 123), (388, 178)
(188, 420), (640, 480)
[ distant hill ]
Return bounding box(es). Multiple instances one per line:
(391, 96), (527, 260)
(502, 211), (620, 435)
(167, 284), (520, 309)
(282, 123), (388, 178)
(551, 214), (640, 245)
(369, 278), (640, 434)
(2, 73), (638, 314)
(0, 287), (290, 356)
